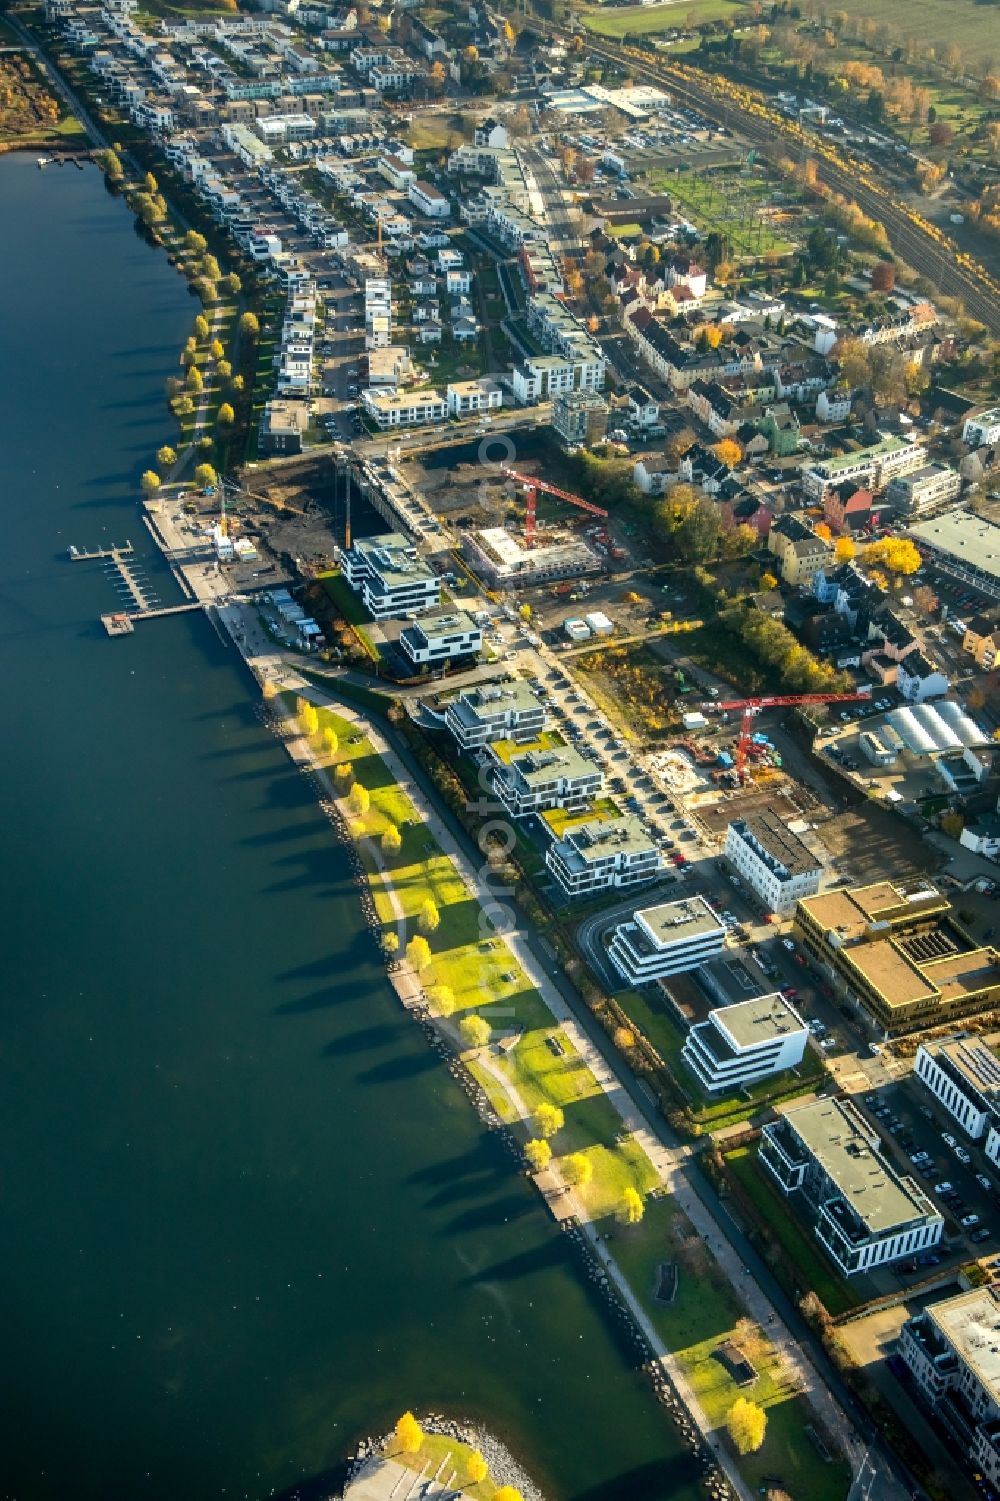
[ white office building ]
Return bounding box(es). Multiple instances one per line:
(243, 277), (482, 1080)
(444, 680), (546, 751)
(963, 408), (1000, 449)
(681, 993), (808, 1094)
(759, 1097), (943, 1275)
(899, 1287), (1000, 1490)
(546, 813), (661, 900)
(914, 1037), (1000, 1140)
(607, 896), (726, 986)
(725, 812), (822, 915)
(489, 743), (603, 819)
(399, 608), (482, 668)
(340, 533), (440, 620)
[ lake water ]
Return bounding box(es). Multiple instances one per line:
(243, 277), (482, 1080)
(0, 153), (695, 1501)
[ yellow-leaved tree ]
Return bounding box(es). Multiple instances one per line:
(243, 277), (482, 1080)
(727, 1396), (766, 1454)
(394, 1411), (424, 1455)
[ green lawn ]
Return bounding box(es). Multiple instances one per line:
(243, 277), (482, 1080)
(613, 1198), (852, 1501)
(724, 1147), (861, 1317)
(289, 690), (658, 1217)
(811, 0), (995, 54)
(581, 0), (748, 35)
(388, 1431), (504, 1500)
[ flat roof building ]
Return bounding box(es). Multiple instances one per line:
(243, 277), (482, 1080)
(607, 895), (726, 986)
(340, 532), (440, 620)
(899, 1287), (1000, 1490)
(461, 525), (601, 587)
(760, 1097), (942, 1275)
(488, 741), (603, 819)
(914, 1036), (1000, 1140)
(546, 811), (661, 900)
(909, 513), (1000, 603)
(399, 608), (482, 668)
(724, 812), (822, 915)
(444, 680), (546, 751)
(682, 992), (808, 1095)
(794, 881), (1000, 1036)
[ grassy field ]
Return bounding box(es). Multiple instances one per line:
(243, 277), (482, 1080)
(613, 1198), (852, 1501)
(388, 1430), (503, 1499)
(724, 1147), (862, 1316)
(580, 0), (748, 36)
(291, 695), (658, 1220)
(814, 0), (997, 55)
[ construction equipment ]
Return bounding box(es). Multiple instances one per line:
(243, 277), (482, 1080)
(501, 466), (608, 548)
(221, 476), (309, 519)
(710, 689), (872, 783)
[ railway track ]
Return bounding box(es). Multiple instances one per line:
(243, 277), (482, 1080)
(539, 23), (1000, 335)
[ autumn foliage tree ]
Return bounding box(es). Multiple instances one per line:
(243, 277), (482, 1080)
(617, 1187), (645, 1225)
(395, 1412), (424, 1455)
(870, 260), (896, 293)
(524, 1138), (552, 1172)
(533, 1102), (564, 1139)
(727, 1397), (766, 1454)
(459, 1014), (491, 1049)
(713, 438), (742, 469)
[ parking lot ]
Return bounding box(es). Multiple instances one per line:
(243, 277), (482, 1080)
(853, 1076), (1000, 1263)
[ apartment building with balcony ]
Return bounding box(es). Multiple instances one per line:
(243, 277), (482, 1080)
(444, 681), (546, 751)
(682, 992), (808, 1094)
(488, 741), (603, 819)
(759, 1097), (942, 1274)
(899, 1287), (1000, 1491)
(546, 812), (661, 900)
(340, 532), (440, 620)
(607, 895), (726, 986)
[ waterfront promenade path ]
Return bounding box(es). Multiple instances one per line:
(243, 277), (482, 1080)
(215, 609), (897, 1498)
(262, 669), (869, 1489)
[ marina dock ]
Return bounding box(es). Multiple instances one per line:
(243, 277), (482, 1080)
(71, 540), (204, 633)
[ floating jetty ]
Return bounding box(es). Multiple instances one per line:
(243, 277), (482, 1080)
(71, 540), (203, 632)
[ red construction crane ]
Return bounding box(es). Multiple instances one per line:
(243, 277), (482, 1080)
(501, 466), (608, 548)
(710, 689), (873, 782)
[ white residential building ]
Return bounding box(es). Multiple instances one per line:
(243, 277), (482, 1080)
(446, 379), (503, 418)
(607, 896), (726, 985)
(682, 993), (809, 1094)
(802, 434), (925, 499)
(724, 812), (823, 915)
(399, 608), (482, 668)
(760, 1097), (943, 1275)
(899, 1287), (1000, 1491)
(546, 813), (661, 900)
(914, 1037), (1000, 1139)
(444, 681), (546, 751)
(408, 179), (451, 218)
(489, 742), (603, 819)
(885, 463), (961, 516)
(361, 388), (447, 429)
(340, 532), (440, 619)
(963, 408), (1000, 449)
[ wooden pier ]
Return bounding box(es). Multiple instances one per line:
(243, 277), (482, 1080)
(68, 542), (134, 562)
(72, 541), (204, 634)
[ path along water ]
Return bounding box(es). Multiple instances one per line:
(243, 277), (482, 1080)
(0, 154), (697, 1501)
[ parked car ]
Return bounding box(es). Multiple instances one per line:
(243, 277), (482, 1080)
(971, 1227), (993, 1243)
(961, 1213), (981, 1229)
(977, 1174), (993, 1192)
(956, 1146), (972, 1164)
(942, 1132), (958, 1149)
